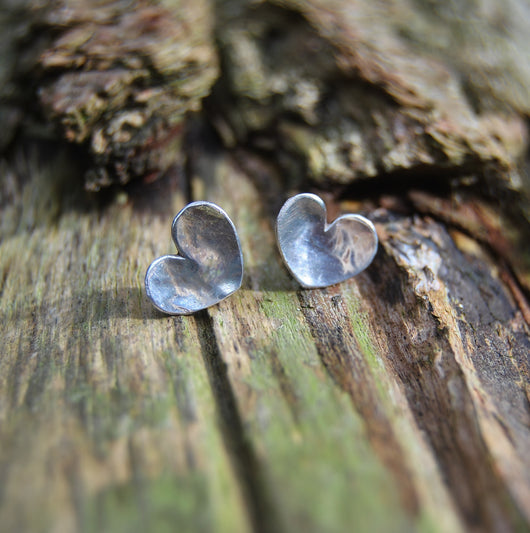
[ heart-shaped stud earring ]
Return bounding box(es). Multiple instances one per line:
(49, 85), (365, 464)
(145, 202), (243, 314)
(276, 193), (378, 288)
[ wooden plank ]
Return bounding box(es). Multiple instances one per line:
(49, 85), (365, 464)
(188, 134), (464, 532)
(1, 134), (529, 532)
(0, 147), (249, 533)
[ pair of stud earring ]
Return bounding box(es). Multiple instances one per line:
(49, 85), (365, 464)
(145, 193), (378, 315)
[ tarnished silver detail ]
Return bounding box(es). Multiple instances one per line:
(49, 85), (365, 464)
(276, 193), (378, 288)
(145, 202), (243, 315)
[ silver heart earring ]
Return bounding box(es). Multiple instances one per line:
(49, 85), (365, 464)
(276, 193), (378, 288)
(145, 202), (243, 315)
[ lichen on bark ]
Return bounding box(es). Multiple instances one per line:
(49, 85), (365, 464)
(1, 0), (219, 190)
(210, 0), (528, 197)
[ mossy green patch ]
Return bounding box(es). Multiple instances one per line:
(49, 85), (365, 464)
(231, 292), (416, 533)
(84, 474), (212, 533)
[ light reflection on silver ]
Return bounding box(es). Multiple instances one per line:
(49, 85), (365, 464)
(276, 193), (378, 288)
(145, 202), (243, 315)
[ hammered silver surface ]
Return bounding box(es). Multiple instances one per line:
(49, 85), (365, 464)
(145, 202), (243, 314)
(276, 193), (378, 288)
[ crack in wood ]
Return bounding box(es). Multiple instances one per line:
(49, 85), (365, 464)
(361, 244), (529, 531)
(194, 310), (284, 533)
(297, 287), (420, 516)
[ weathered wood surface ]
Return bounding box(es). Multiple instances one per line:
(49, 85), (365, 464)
(1, 131), (529, 532)
(1, 1), (530, 532)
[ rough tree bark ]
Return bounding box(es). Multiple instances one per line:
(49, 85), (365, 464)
(0, 1), (529, 532)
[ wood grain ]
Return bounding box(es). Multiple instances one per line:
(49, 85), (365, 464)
(3, 127), (528, 532)
(0, 146), (249, 533)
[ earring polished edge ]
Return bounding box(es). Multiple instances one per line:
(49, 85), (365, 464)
(145, 201), (244, 315)
(275, 193), (378, 289)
